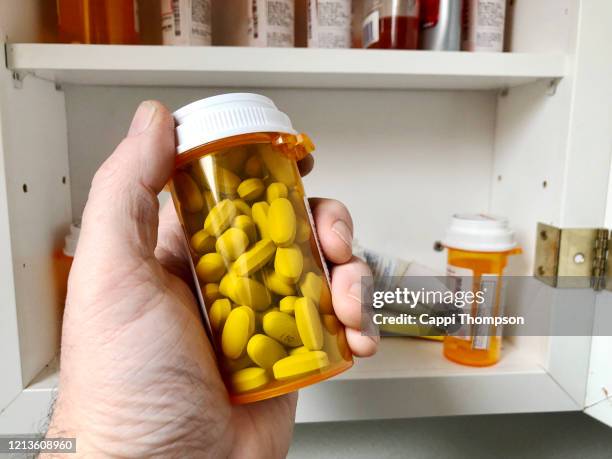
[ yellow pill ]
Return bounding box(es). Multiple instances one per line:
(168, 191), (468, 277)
(300, 272), (323, 305)
(263, 311), (302, 347)
(295, 217), (312, 243)
(219, 146), (248, 174)
(222, 353), (253, 373)
(215, 167), (241, 197)
(255, 306), (279, 333)
(272, 351), (330, 381)
(295, 297), (324, 351)
(238, 178), (265, 201)
(279, 296), (298, 315)
(275, 245), (303, 283)
(247, 334), (287, 370)
(222, 306), (255, 359)
(202, 190), (215, 210)
(232, 215), (258, 245)
(259, 144), (297, 187)
(233, 199), (252, 217)
(204, 283), (222, 305)
(233, 277), (272, 311)
(244, 155), (263, 178)
(266, 182), (288, 203)
(252, 201), (270, 239)
(289, 346), (310, 356)
(209, 298), (232, 331)
(174, 171), (204, 212)
(288, 189), (304, 212)
(231, 367), (270, 393)
(232, 238), (276, 277)
(268, 198), (296, 247)
(216, 227), (249, 261)
(190, 229), (216, 255)
(196, 253), (226, 283)
(219, 272), (239, 299)
(264, 269), (296, 296)
(204, 199), (237, 236)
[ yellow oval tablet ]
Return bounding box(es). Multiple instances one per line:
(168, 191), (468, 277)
(209, 298), (232, 331)
(294, 297), (324, 351)
(263, 311), (302, 347)
(204, 199), (237, 236)
(219, 146), (248, 174)
(174, 171), (203, 213)
(233, 199), (252, 218)
(219, 272), (239, 299)
(259, 144), (296, 187)
(215, 167), (241, 197)
(295, 217), (312, 243)
(266, 182), (288, 203)
(247, 334), (287, 370)
(272, 351), (330, 381)
(299, 272), (323, 304)
(190, 229), (216, 255)
(232, 239), (276, 277)
(204, 283), (221, 305)
(263, 269), (296, 296)
(268, 198), (296, 247)
(289, 346), (310, 356)
(216, 227), (249, 261)
(233, 277), (272, 311)
(279, 296), (298, 315)
(244, 155), (263, 178)
(238, 178), (265, 201)
(275, 245), (303, 283)
(221, 306), (254, 359)
(232, 215), (258, 245)
(252, 201), (270, 239)
(231, 367), (270, 393)
(196, 253), (226, 283)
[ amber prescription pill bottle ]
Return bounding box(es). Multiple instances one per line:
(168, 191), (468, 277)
(442, 214), (521, 367)
(169, 94), (353, 404)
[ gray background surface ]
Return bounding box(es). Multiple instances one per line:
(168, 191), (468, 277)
(289, 413), (612, 458)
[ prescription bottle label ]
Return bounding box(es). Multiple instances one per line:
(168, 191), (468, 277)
(249, 0), (295, 47)
(161, 0), (212, 46)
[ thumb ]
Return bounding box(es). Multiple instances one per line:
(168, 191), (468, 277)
(78, 100), (175, 262)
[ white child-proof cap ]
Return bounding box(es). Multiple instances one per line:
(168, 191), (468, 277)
(444, 214), (517, 252)
(173, 93), (298, 154)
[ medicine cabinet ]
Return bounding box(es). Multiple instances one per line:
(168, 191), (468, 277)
(1, 0), (611, 432)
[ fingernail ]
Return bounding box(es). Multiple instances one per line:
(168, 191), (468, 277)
(348, 282), (361, 303)
(128, 101), (156, 137)
(332, 220), (353, 249)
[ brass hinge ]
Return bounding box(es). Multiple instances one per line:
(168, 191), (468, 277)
(534, 223), (611, 290)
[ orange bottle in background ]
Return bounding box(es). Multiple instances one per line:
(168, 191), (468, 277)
(57, 0), (139, 44)
(442, 214), (521, 367)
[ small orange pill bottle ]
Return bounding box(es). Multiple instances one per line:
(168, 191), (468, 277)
(442, 214), (521, 367)
(169, 93), (353, 404)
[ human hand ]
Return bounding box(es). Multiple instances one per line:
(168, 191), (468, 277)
(45, 101), (377, 458)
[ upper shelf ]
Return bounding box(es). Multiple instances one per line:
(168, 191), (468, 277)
(6, 44), (567, 90)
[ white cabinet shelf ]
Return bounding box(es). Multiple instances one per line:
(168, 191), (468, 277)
(6, 44), (567, 90)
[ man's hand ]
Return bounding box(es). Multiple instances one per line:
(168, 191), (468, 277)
(45, 101), (376, 458)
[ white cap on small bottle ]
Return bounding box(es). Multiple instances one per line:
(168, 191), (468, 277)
(63, 223), (81, 257)
(173, 93), (297, 154)
(443, 214), (516, 252)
